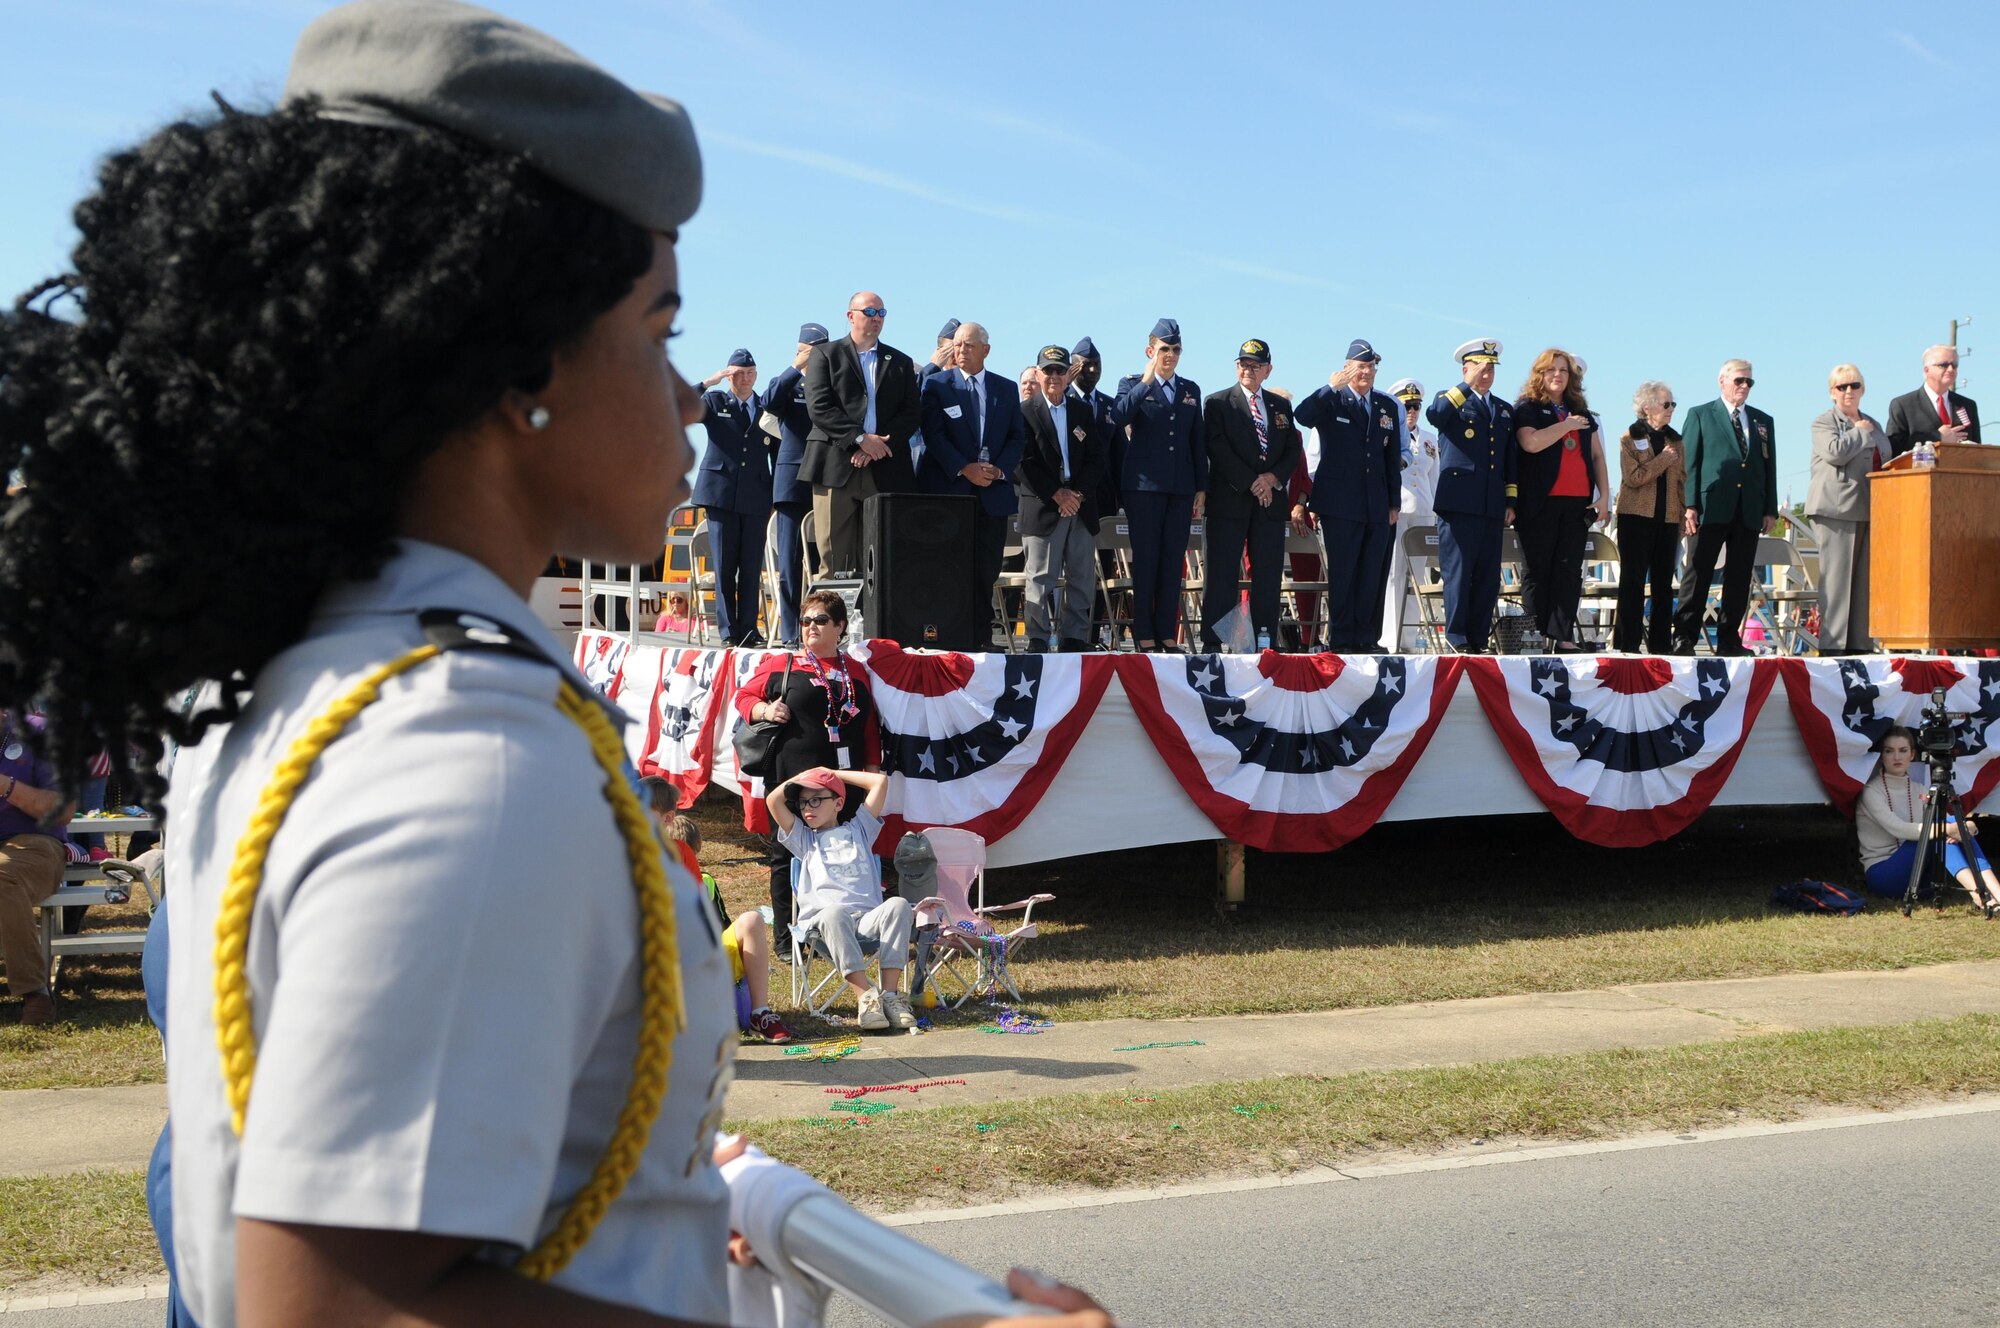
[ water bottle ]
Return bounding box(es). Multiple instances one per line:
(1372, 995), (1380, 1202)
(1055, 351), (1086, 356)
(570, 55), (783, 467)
(1099, 622), (1114, 651)
(1914, 438), (1936, 469)
(978, 443), (990, 465)
(1256, 629), (1271, 653)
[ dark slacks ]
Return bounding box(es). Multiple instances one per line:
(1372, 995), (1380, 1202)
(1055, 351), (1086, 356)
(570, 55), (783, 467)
(1613, 515), (1678, 652)
(1320, 514), (1393, 649)
(771, 499), (812, 642)
(1672, 517), (1760, 653)
(1515, 497), (1589, 646)
(708, 508), (769, 643)
(1124, 489), (1195, 645)
(1201, 513), (1285, 649)
(1437, 510), (1502, 651)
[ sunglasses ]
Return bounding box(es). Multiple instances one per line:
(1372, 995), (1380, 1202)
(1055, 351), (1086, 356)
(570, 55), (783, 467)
(800, 612), (840, 627)
(1731, 377), (1755, 388)
(853, 306), (888, 318)
(1928, 362), (1958, 370)
(798, 793), (839, 809)
(1834, 383), (1862, 392)
(1658, 400), (1678, 409)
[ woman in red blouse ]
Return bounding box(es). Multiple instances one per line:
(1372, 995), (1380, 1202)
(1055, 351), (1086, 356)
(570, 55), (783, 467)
(1512, 349), (1600, 653)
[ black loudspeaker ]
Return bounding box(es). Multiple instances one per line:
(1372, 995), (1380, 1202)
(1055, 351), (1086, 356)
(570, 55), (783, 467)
(862, 493), (983, 650)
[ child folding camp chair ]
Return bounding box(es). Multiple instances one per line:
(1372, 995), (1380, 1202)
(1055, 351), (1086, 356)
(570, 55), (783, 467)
(908, 827), (1052, 1008)
(785, 860), (906, 1020)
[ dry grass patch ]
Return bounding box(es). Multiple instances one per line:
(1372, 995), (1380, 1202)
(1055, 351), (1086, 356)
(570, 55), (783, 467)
(0, 1169), (162, 1290)
(744, 1014), (2000, 1212)
(0, 896), (160, 1091)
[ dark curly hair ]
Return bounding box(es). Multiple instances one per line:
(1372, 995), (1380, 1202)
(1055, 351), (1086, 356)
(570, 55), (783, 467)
(0, 102), (654, 805)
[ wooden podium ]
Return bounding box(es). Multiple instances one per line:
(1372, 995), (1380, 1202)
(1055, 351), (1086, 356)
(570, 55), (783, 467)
(1868, 444), (2000, 650)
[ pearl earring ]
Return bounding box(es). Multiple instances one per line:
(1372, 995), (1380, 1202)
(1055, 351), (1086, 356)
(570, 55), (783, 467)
(528, 406), (551, 431)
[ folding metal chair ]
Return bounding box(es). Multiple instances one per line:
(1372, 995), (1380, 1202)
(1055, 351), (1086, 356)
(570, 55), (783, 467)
(908, 828), (1052, 1008)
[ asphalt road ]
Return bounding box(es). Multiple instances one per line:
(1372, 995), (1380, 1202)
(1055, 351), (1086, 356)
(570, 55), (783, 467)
(837, 1107), (2000, 1328)
(12, 1108), (1996, 1327)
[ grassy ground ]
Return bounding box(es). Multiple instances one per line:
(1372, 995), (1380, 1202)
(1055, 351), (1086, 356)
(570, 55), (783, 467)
(0, 1169), (162, 1290)
(9, 801), (2000, 1087)
(744, 1014), (2000, 1213)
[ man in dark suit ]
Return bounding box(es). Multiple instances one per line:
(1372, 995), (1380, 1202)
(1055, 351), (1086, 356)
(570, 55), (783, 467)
(1108, 318), (1207, 651)
(1671, 358), (1778, 656)
(1018, 344), (1105, 651)
(1067, 336), (1122, 524)
(692, 348), (774, 645)
(1201, 339), (1304, 651)
(918, 320), (1027, 605)
(758, 322), (828, 645)
(1424, 339), (1515, 653)
(801, 290), (921, 577)
(1886, 343), (1981, 457)
(1296, 338), (1405, 651)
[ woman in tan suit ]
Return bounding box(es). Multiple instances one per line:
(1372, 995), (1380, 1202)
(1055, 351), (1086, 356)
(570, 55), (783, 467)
(1807, 363), (1887, 654)
(1613, 381), (1686, 653)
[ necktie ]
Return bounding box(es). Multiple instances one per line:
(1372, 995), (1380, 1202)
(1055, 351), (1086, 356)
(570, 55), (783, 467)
(1939, 394), (1952, 427)
(967, 374), (986, 456)
(1249, 393), (1268, 461)
(1730, 408), (1748, 459)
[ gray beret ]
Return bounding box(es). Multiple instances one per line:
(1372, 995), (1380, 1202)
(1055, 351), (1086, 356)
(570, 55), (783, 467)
(284, 0), (701, 235)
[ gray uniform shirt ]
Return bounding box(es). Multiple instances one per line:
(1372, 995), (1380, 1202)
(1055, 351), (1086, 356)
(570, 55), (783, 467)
(165, 540), (734, 1327)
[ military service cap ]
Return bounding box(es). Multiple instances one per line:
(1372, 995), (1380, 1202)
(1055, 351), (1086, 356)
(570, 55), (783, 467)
(1454, 339), (1503, 365)
(1037, 345), (1073, 370)
(1236, 339), (1272, 365)
(1149, 318), (1182, 346)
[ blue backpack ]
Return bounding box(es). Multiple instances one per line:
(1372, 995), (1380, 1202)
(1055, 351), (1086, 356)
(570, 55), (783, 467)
(1771, 879), (1865, 915)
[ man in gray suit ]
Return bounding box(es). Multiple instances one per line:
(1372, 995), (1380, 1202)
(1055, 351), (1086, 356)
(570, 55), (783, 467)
(1806, 363), (1888, 654)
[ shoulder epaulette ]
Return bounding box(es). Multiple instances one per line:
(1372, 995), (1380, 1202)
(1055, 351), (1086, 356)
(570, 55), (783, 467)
(418, 608), (559, 668)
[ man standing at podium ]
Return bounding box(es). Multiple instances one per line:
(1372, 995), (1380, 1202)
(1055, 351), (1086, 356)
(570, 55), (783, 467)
(1671, 359), (1776, 656)
(1887, 345), (1982, 457)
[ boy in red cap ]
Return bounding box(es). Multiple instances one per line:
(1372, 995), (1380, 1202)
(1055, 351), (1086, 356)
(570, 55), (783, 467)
(766, 767), (915, 1031)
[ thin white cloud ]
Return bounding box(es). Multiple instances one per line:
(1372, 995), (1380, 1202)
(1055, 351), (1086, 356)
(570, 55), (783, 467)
(1889, 31), (1953, 68)
(705, 128), (1054, 226)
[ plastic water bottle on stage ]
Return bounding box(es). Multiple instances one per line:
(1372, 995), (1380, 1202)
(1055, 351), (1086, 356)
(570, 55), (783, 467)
(1915, 438), (1937, 469)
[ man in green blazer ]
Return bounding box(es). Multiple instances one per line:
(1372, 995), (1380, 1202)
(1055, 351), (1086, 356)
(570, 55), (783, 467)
(1670, 358), (1777, 655)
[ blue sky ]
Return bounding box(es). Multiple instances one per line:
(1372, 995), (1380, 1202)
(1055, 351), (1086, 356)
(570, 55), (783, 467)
(5, 0), (1995, 503)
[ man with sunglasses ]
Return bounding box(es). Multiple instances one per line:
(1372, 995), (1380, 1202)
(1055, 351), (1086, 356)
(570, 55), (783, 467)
(1671, 359), (1777, 656)
(1886, 345), (1981, 458)
(802, 292), (922, 577)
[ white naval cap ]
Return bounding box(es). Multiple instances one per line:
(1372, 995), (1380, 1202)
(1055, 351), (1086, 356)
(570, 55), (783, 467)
(1388, 377), (1425, 400)
(1453, 338), (1502, 366)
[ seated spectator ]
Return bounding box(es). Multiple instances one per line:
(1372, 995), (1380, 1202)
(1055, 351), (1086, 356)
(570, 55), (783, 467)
(1856, 725), (1998, 914)
(765, 767), (916, 1031)
(654, 590), (693, 636)
(638, 776), (791, 1043)
(0, 706), (71, 1026)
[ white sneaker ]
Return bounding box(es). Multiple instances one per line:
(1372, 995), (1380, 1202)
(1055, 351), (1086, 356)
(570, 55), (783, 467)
(880, 990), (917, 1030)
(856, 987), (890, 1031)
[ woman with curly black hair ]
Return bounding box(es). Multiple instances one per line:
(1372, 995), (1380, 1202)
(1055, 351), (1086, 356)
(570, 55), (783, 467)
(0, 4), (1112, 1327)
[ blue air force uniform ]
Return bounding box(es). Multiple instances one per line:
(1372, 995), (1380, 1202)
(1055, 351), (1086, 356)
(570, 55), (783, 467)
(760, 323), (829, 643)
(1424, 339), (1516, 652)
(1294, 339), (1409, 651)
(692, 348), (774, 644)
(1107, 319), (1207, 647)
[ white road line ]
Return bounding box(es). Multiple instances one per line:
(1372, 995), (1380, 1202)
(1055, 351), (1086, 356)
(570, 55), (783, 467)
(880, 1096), (2000, 1228)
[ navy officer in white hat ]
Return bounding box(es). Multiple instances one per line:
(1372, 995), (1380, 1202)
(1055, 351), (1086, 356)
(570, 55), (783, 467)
(1426, 339), (1516, 652)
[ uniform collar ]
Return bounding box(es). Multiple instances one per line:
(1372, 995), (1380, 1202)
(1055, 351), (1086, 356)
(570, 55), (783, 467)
(312, 539), (570, 666)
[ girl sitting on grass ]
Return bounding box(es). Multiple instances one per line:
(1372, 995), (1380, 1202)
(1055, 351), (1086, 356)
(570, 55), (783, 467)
(1856, 725), (1999, 916)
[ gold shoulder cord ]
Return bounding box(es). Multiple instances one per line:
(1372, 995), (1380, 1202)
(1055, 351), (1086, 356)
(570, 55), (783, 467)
(212, 644), (686, 1280)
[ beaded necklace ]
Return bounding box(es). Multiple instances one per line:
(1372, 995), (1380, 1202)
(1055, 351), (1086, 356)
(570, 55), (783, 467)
(799, 648), (859, 742)
(1880, 766), (1915, 823)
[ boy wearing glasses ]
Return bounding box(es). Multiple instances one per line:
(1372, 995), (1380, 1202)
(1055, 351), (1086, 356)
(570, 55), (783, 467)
(766, 766), (916, 1031)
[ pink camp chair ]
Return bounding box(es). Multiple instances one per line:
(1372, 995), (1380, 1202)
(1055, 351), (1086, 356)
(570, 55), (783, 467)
(908, 827), (1053, 1008)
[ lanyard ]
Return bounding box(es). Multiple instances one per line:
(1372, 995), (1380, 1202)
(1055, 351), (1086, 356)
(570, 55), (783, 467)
(800, 649), (859, 742)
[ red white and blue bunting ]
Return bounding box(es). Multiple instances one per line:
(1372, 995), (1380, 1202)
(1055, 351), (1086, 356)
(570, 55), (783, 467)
(853, 639), (1115, 844)
(1117, 652), (1465, 852)
(640, 646), (736, 803)
(1776, 656), (2000, 816)
(1465, 655), (1777, 847)
(574, 632), (633, 700)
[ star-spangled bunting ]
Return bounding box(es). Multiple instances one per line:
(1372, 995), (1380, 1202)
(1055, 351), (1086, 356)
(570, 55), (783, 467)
(1464, 655), (1777, 846)
(1115, 651), (1465, 852)
(1776, 656), (2000, 816)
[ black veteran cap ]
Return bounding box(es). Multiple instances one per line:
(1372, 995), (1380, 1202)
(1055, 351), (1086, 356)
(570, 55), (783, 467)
(1037, 344), (1073, 370)
(285, 0), (701, 235)
(1236, 339), (1272, 365)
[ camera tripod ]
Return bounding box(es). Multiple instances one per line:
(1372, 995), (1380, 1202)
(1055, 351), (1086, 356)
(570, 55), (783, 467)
(1902, 755), (1990, 917)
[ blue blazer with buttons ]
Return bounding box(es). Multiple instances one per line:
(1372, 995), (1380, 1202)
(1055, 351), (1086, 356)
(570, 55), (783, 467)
(1109, 373), (1208, 496)
(1295, 385), (1405, 525)
(1425, 385), (1517, 519)
(761, 366), (813, 506)
(692, 388), (775, 514)
(917, 369), (1027, 516)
